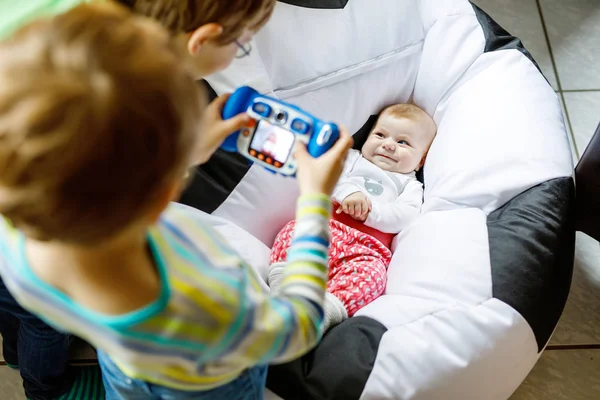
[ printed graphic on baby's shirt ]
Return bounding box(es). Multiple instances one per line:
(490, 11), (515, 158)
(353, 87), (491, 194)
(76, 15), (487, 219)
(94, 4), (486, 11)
(363, 177), (384, 196)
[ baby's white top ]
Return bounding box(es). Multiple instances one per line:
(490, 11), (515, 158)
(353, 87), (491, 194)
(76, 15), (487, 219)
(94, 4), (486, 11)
(332, 149), (423, 234)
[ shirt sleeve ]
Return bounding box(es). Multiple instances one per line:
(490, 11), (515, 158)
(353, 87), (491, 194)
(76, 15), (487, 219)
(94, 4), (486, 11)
(331, 150), (364, 204)
(214, 193), (332, 366)
(364, 179), (423, 233)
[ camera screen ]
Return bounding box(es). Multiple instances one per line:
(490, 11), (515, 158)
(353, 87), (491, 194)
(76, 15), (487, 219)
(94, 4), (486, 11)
(249, 120), (296, 165)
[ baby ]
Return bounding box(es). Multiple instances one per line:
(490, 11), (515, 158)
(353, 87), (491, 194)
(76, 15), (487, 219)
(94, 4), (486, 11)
(269, 103), (437, 331)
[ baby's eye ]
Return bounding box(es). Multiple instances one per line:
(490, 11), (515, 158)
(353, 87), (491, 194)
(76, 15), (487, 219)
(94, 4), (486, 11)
(398, 140), (410, 146)
(374, 132), (384, 138)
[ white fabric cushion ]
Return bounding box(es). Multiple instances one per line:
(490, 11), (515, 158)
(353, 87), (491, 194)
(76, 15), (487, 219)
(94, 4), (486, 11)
(199, 1), (573, 398)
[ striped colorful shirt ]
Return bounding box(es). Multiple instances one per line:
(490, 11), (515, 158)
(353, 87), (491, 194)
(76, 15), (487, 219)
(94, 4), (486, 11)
(0, 195), (331, 391)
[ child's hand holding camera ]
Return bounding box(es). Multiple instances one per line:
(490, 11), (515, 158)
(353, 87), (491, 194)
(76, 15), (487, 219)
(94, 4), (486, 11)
(194, 93), (251, 165)
(295, 127), (353, 197)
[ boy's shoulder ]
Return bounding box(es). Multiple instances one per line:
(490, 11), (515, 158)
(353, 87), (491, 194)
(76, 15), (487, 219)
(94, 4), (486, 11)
(0, 215), (26, 276)
(158, 202), (231, 250)
(0, 215), (20, 244)
(160, 202), (211, 228)
(156, 203), (250, 272)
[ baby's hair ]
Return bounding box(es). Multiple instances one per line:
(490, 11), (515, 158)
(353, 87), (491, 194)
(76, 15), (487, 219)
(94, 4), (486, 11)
(380, 103), (428, 122)
(0, 2), (203, 244)
(120, 0), (276, 44)
(377, 102), (437, 134)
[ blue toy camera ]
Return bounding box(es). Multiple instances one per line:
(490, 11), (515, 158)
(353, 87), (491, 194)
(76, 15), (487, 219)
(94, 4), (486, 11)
(221, 86), (340, 176)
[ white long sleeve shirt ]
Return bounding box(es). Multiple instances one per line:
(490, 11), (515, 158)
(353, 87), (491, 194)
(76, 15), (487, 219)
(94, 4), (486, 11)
(332, 149), (423, 234)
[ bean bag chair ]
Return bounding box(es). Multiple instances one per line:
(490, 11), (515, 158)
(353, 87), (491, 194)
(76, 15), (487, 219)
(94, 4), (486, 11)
(180, 1), (575, 398)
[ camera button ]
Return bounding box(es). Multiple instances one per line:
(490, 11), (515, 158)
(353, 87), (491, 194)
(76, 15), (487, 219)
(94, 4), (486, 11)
(252, 102), (271, 117)
(291, 118), (309, 134)
(316, 125), (332, 146)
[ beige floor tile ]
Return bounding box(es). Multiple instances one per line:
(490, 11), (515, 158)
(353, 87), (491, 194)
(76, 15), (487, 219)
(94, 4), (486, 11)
(471, 0), (558, 89)
(563, 91), (600, 159)
(539, 0), (600, 90)
(551, 233), (600, 345)
(558, 95), (578, 163)
(0, 367), (26, 400)
(510, 349), (600, 400)
(558, 96), (572, 137)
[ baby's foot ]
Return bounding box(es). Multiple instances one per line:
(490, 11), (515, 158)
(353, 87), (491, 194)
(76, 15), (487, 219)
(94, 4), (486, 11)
(322, 292), (348, 333)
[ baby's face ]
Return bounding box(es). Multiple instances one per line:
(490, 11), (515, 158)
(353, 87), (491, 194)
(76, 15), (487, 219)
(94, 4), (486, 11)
(361, 114), (436, 174)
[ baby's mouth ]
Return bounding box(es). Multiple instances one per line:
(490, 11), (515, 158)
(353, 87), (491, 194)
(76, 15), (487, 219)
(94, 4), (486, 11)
(376, 153), (397, 162)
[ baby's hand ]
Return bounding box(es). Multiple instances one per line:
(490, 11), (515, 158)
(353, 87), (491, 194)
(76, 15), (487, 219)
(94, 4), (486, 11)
(336, 192), (371, 221)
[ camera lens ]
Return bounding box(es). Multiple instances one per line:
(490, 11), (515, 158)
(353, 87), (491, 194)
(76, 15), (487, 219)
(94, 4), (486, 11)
(275, 111), (287, 123)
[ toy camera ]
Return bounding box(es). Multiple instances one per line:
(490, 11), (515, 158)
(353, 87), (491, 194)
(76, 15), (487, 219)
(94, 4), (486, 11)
(221, 86), (340, 176)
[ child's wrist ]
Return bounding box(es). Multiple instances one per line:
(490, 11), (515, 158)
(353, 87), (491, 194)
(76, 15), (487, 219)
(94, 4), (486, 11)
(298, 192), (331, 201)
(297, 193), (332, 215)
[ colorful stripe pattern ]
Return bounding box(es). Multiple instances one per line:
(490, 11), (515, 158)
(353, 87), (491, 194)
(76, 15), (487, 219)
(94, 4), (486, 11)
(0, 194), (331, 391)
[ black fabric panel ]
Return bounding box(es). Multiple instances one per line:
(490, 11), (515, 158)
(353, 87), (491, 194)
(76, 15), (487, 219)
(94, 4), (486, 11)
(352, 114), (378, 150)
(277, 0), (349, 9)
(178, 150), (251, 213)
(177, 80), (252, 213)
(488, 177), (575, 352)
(470, 2), (544, 77)
(575, 122), (600, 241)
(267, 316), (387, 400)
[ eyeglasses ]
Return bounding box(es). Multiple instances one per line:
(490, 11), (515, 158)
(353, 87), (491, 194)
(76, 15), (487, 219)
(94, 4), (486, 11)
(235, 39), (252, 59)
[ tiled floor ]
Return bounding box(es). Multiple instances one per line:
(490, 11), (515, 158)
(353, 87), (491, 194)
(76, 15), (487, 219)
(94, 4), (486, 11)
(0, 337), (97, 400)
(470, 0), (600, 398)
(0, 367), (25, 400)
(1, 0), (599, 399)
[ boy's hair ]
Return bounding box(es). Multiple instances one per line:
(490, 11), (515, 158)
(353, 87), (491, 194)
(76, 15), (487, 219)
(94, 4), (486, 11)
(0, 3), (203, 244)
(121, 0), (276, 44)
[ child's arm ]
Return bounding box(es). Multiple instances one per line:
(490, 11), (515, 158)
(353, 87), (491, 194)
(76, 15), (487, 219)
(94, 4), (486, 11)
(207, 129), (353, 367)
(214, 194), (331, 365)
(363, 179), (423, 233)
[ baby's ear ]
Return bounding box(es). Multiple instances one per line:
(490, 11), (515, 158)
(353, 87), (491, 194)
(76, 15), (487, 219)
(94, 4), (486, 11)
(186, 23), (223, 55)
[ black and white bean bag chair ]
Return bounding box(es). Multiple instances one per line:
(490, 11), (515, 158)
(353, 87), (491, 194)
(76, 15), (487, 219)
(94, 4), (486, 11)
(180, 0), (575, 398)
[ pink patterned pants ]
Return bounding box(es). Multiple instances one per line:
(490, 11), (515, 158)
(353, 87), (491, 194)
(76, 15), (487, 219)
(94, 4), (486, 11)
(270, 220), (392, 316)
